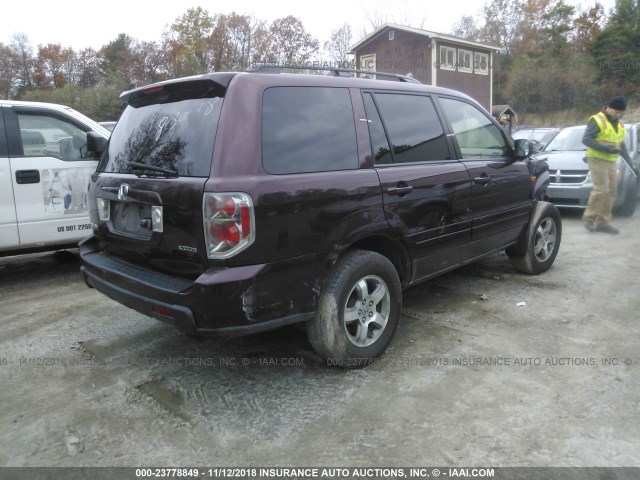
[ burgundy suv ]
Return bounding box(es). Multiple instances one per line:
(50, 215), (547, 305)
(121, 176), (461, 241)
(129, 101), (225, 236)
(80, 68), (560, 367)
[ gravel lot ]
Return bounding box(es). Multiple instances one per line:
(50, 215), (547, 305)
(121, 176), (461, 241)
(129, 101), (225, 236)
(1, 209), (639, 472)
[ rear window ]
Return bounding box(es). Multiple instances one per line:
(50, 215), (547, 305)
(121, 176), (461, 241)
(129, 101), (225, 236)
(99, 82), (224, 177)
(262, 87), (358, 174)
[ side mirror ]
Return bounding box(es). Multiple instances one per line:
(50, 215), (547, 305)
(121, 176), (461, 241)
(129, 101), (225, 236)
(87, 131), (107, 156)
(514, 138), (532, 159)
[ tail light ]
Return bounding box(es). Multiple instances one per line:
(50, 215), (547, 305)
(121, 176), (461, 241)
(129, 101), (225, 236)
(203, 192), (255, 259)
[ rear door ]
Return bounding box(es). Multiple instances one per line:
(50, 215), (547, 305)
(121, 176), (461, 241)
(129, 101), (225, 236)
(0, 106), (20, 251)
(90, 80), (226, 277)
(437, 96), (532, 255)
(362, 91), (474, 282)
(4, 105), (98, 249)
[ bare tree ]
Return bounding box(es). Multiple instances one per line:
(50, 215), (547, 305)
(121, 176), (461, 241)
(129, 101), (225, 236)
(10, 33), (34, 92)
(324, 23), (353, 64)
(361, 0), (425, 36)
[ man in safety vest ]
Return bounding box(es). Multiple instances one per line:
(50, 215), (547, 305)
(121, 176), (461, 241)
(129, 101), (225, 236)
(581, 96), (632, 234)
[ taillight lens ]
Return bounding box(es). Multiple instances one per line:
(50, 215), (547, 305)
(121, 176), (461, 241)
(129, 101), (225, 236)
(203, 192), (255, 259)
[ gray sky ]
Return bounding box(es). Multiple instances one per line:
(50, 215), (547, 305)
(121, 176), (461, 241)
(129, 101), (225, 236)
(1, 0), (617, 52)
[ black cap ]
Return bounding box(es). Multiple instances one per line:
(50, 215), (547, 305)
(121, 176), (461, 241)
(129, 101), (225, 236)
(608, 96), (627, 111)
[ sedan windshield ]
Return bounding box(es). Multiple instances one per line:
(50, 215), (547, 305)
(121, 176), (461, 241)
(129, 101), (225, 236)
(544, 127), (586, 152)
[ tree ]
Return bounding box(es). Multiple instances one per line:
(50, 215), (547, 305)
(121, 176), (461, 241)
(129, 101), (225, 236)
(451, 15), (480, 41)
(0, 43), (20, 99)
(9, 33), (34, 94)
(130, 40), (167, 86)
(324, 23), (353, 64)
(101, 34), (136, 87)
(591, 0), (640, 98)
(33, 43), (74, 89)
(269, 16), (319, 65)
(573, 3), (606, 53)
(170, 7), (214, 73)
(76, 48), (103, 89)
(477, 0), (522, 54)
(361, 0), (425, 35)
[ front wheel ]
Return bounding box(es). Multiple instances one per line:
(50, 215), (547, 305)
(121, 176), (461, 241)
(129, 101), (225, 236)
(508, 201), (562, 275)
(306, 250), (402, 368)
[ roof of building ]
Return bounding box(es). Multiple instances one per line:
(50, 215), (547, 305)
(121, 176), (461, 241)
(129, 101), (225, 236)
(492, 105), (517, 117)
(349, 23), (500, 54)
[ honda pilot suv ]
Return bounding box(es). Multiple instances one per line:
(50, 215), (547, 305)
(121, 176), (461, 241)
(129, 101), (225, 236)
(80, 68), (561, 367)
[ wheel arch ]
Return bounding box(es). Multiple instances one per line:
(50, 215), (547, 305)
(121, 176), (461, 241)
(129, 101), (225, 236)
(348, 234), (411, 288)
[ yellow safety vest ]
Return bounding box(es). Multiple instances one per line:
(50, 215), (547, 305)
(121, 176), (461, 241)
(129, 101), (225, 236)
(586, 112), (626, 162)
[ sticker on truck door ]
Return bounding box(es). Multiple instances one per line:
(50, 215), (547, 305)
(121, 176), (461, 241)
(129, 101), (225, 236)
(40, 167), (93, 215)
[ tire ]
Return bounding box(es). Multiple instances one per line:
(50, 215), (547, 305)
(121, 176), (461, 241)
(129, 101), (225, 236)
(306, 250), (402, 368)
(614, 178), (638, 217)
(509, 201), (562, 275)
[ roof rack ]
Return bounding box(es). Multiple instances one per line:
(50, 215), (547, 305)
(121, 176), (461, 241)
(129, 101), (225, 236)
(245, 63), (421, 84)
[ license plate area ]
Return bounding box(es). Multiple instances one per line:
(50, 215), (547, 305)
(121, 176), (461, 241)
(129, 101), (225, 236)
(112, 202), (153, 240)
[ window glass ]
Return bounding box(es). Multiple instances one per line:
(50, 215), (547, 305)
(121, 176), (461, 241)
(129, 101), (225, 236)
(17, 113), (89, 161)
(474, 53), (489, 74)
(440, 47), (455, 70)
(360, 54), (377, 79)
(373, 93), (450, 163)
(262, 87), (358, 174)
(545, 127), (586, 151)
(101, 81), (224, 177)
(362, 93), (392, 164)
(439, 97), (509, 159)
(458, 50), (472, 72)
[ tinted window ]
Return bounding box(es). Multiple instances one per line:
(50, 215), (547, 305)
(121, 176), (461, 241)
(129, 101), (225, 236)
(373, 93), (449, 163)
(362, 93), (392, 164)
(100, 83), (223, 177)
(262, 87), (358, 174)
(439, 97), (510, 159)
(16, 113), (89, 161)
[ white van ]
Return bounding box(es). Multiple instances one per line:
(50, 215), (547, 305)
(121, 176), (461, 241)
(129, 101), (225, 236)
(0, 101), (111, 256)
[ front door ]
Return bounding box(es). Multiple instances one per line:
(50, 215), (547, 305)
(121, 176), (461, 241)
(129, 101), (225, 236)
(437, 96), (532, 257)
(5, 106), (98, 249)
(362, 91), (474, 282)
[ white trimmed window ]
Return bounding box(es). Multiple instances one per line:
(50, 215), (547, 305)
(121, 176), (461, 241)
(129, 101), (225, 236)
(360, 54), (376, 78)
(439, 46), (456, 70)
(458, 49), (473, 73)
(474, 52), (489, 75)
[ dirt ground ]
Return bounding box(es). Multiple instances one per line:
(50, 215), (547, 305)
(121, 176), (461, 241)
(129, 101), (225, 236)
(1, 209), (639, 472)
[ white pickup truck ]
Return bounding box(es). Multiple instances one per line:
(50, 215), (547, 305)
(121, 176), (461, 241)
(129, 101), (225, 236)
(0, 101), (111, 256)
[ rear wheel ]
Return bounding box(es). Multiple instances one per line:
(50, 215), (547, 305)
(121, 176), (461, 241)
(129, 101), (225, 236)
(509, 201), (562, 275)
(307, 250), (401, 368)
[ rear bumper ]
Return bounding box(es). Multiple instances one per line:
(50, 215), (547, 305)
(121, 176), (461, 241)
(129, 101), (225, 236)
(80, 237), (320, 336)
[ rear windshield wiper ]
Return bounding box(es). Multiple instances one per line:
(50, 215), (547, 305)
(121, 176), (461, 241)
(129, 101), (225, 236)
(126, 162), (178, 177)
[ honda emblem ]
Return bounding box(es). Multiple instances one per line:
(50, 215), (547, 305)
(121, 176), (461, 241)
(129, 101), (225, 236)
(118, 184), (130, 200)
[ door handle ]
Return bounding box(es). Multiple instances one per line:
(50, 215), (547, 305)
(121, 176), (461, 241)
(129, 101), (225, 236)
(387, 184), (414, 196)
(473, 176), (491, 186)
(15, 169), (41, 184)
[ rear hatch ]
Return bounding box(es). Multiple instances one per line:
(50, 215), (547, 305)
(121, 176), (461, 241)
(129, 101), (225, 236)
(91, 75), (232, 278)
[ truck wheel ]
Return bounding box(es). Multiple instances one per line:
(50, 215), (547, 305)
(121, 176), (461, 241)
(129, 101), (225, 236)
(307, 250), (401, 368)
(614, 178), (638, 217)
(509, 201), (562, 275)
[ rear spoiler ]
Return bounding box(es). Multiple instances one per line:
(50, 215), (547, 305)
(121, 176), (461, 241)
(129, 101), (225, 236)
(120, 73), (237, 105)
